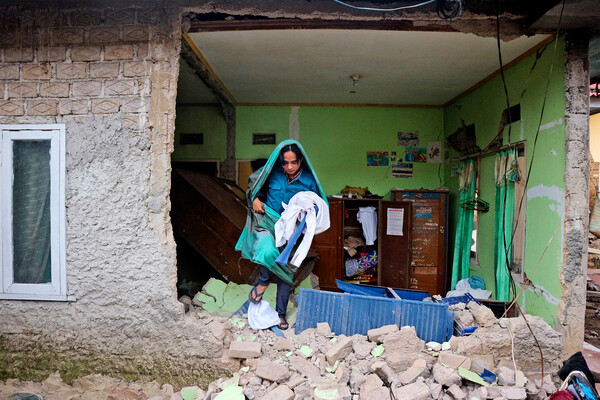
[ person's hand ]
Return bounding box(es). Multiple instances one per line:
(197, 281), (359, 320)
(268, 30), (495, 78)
(252, 198), (265, 214)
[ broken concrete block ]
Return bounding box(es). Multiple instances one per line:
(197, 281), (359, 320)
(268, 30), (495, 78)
(261, 384), (294, 400)
(447, 383), (466, 399)
(359, 374), (386, 399)
(316, 322), (332, 336)
(350, 370), (366, 393)
(386, 351), (419, 372)
(256, 363), (289, 383)
(288, 356), (321, 382)
(229, 341), (261, 359)
(370, 361), (395, 385)
(501, 386), (527, 400)
(392, 379), (430, 400)
(439, 352), (471, 370)
(455, 310), (475, 327)
(469, 354), (495, 374)
(382, 326), (425, 354)
(367, 324), (398, 343)
(467, 302), (497, 328)
(432, 363), (462, 387)
(272, 338), (294, 351)
(314, 380), (341, 400)
(325, 335), (353, 365)
(398, 364), (430, 385)
(496, 366), (516, 386)
(287, 374), (305, 389)
(208, 320), (226, 340)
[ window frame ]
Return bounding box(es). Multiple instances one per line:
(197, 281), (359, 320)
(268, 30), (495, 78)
(0, 124), (69, 301)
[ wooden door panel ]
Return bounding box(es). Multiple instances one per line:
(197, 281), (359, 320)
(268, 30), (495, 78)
(378, 201), (411, 288)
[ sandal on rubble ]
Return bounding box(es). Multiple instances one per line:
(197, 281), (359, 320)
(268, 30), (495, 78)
(277, 320), (289, 330)
(248, 285), (266, 304)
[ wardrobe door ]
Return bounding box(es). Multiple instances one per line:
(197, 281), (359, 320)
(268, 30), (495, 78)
(378, 201), (411, 288)
(312, 199), (342, 291)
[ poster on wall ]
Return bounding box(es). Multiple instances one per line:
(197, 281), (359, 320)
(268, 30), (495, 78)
(386, 208), (404, 236)
(366, 151), (389, 166)
(392, 162), (413, 178)
(398, 131), (419, 147)
(427, 141), (442, 163)
(405, 147), (427, 163)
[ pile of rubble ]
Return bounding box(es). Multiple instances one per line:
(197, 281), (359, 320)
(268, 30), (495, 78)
(0, 295), (566, 400)
(170, 297), (562, 400)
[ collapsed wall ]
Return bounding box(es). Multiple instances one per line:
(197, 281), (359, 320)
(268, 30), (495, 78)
(0, 6), (228, 384)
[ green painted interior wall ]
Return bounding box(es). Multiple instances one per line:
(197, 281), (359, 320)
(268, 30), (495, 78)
(444, 38), (566, 325)
(237, 106), (445, 197)
(173, 105), (227, 160)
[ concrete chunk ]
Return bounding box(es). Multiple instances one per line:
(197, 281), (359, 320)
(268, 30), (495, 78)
(398, 365), (430, 385)
(316, 322), (332, 336)
(392, 380), (430, 400)
(370, 361), (395, 385)
(261, 384), (294, 400)
(502, 386), (527, 400)
(447, 384), (466, 399)
(229, 341), (261, 359)
(496, 366), (516, 386)
(256, 363), (289, 383)
(439, 352), (471, 370)
(467, 301), (497, 328)
(325, 335), (353, 365)
(367, 324), (399, 343)
(432, 363), (462, 387)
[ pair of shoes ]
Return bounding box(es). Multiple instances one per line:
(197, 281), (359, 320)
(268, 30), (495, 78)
(248, 285), (266, 304)
(277, 320), (289, 330)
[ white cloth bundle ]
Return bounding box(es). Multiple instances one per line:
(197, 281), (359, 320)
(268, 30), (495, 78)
(275, 191), (330, 267)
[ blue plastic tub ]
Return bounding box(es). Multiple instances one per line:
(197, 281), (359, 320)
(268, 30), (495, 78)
(295, 288), (454, 343)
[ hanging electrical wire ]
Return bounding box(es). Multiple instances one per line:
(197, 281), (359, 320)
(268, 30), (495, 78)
(331, 0), (462, 20)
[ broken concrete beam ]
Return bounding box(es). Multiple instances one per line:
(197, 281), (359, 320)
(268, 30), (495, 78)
(496, 365), (516, 386)
(367, 324), (398, 343)
(229, 341), (261, 358)
(501, 386), (527, 400)
(256, 363), (290, 383)
(438, 352), (471, 370)
(392, 379), (430, 400)
(260, 384), (294, 400)
(325, 335), (353, 365)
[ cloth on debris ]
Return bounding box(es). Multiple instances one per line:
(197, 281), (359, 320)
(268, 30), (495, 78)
(236, 140), (328, 285)
(256, 265), (292, 319)
(357, 206), (377, 245)
(344, 236), (365, 257)
(446, 277), (492, 299)
(549, 390), (575, 400)
(248, 299), (280, 330)
(275, 191), (330, 267)
(559, 352), (597, 388)
(345, 249), (378, 277)
(468, 276), (486, 290)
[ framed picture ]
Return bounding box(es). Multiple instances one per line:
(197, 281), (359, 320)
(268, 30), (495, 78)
(252, 133), (276, 145)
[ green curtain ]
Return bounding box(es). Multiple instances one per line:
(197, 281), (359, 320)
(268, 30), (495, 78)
(451, 159), (477, 290)
(494, 150), (515, 301)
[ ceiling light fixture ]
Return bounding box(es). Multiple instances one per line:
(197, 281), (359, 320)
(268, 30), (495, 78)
(350, 74), (361, 87)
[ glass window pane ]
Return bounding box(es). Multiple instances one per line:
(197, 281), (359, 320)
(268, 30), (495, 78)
(12, 140), (52, 284)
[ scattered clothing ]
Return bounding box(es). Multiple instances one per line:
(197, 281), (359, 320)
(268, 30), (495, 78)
(248, 299), (280, 330)
(446, 277), (492, 299)
(357, 206), (377, 245)
(345, 249), (378, 278)
(549, 390), (575, 400)
(468, 275), (486, 290)
(275, 191), (330, 267)
(344, 236), (365, 257)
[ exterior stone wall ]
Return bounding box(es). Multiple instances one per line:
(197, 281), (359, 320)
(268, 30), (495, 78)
(0, 7), (226, 384)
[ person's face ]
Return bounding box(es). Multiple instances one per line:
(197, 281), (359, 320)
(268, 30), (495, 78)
(282, 150), (301, 176)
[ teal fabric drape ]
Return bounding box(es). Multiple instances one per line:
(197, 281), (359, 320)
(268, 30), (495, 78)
(235, 140), (328, 284)
(494, 150), (515, 301)
(451, 159), (477, 290)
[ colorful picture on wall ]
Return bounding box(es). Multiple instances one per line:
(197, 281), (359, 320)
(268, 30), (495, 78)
(392, 162), (413, 178)
(367, 151), (389, 166)
(427, 141), (442, 163)
(398, 131), (419, 147)
(405, 147), (427, 163)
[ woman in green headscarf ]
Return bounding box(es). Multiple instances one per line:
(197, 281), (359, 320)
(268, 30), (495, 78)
(236, 140), (328, 329)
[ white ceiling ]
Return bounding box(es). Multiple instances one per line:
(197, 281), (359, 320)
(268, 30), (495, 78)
(180, 30), (550, 106)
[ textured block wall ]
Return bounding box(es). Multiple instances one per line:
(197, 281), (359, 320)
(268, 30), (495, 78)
(0, 7), (226, 382)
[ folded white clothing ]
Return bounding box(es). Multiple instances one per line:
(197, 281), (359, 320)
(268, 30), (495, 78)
(275, 191), (330, 267)
(247, 300), (280, 330)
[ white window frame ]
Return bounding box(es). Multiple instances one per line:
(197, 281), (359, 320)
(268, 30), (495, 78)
(0, 124), (70, 301)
